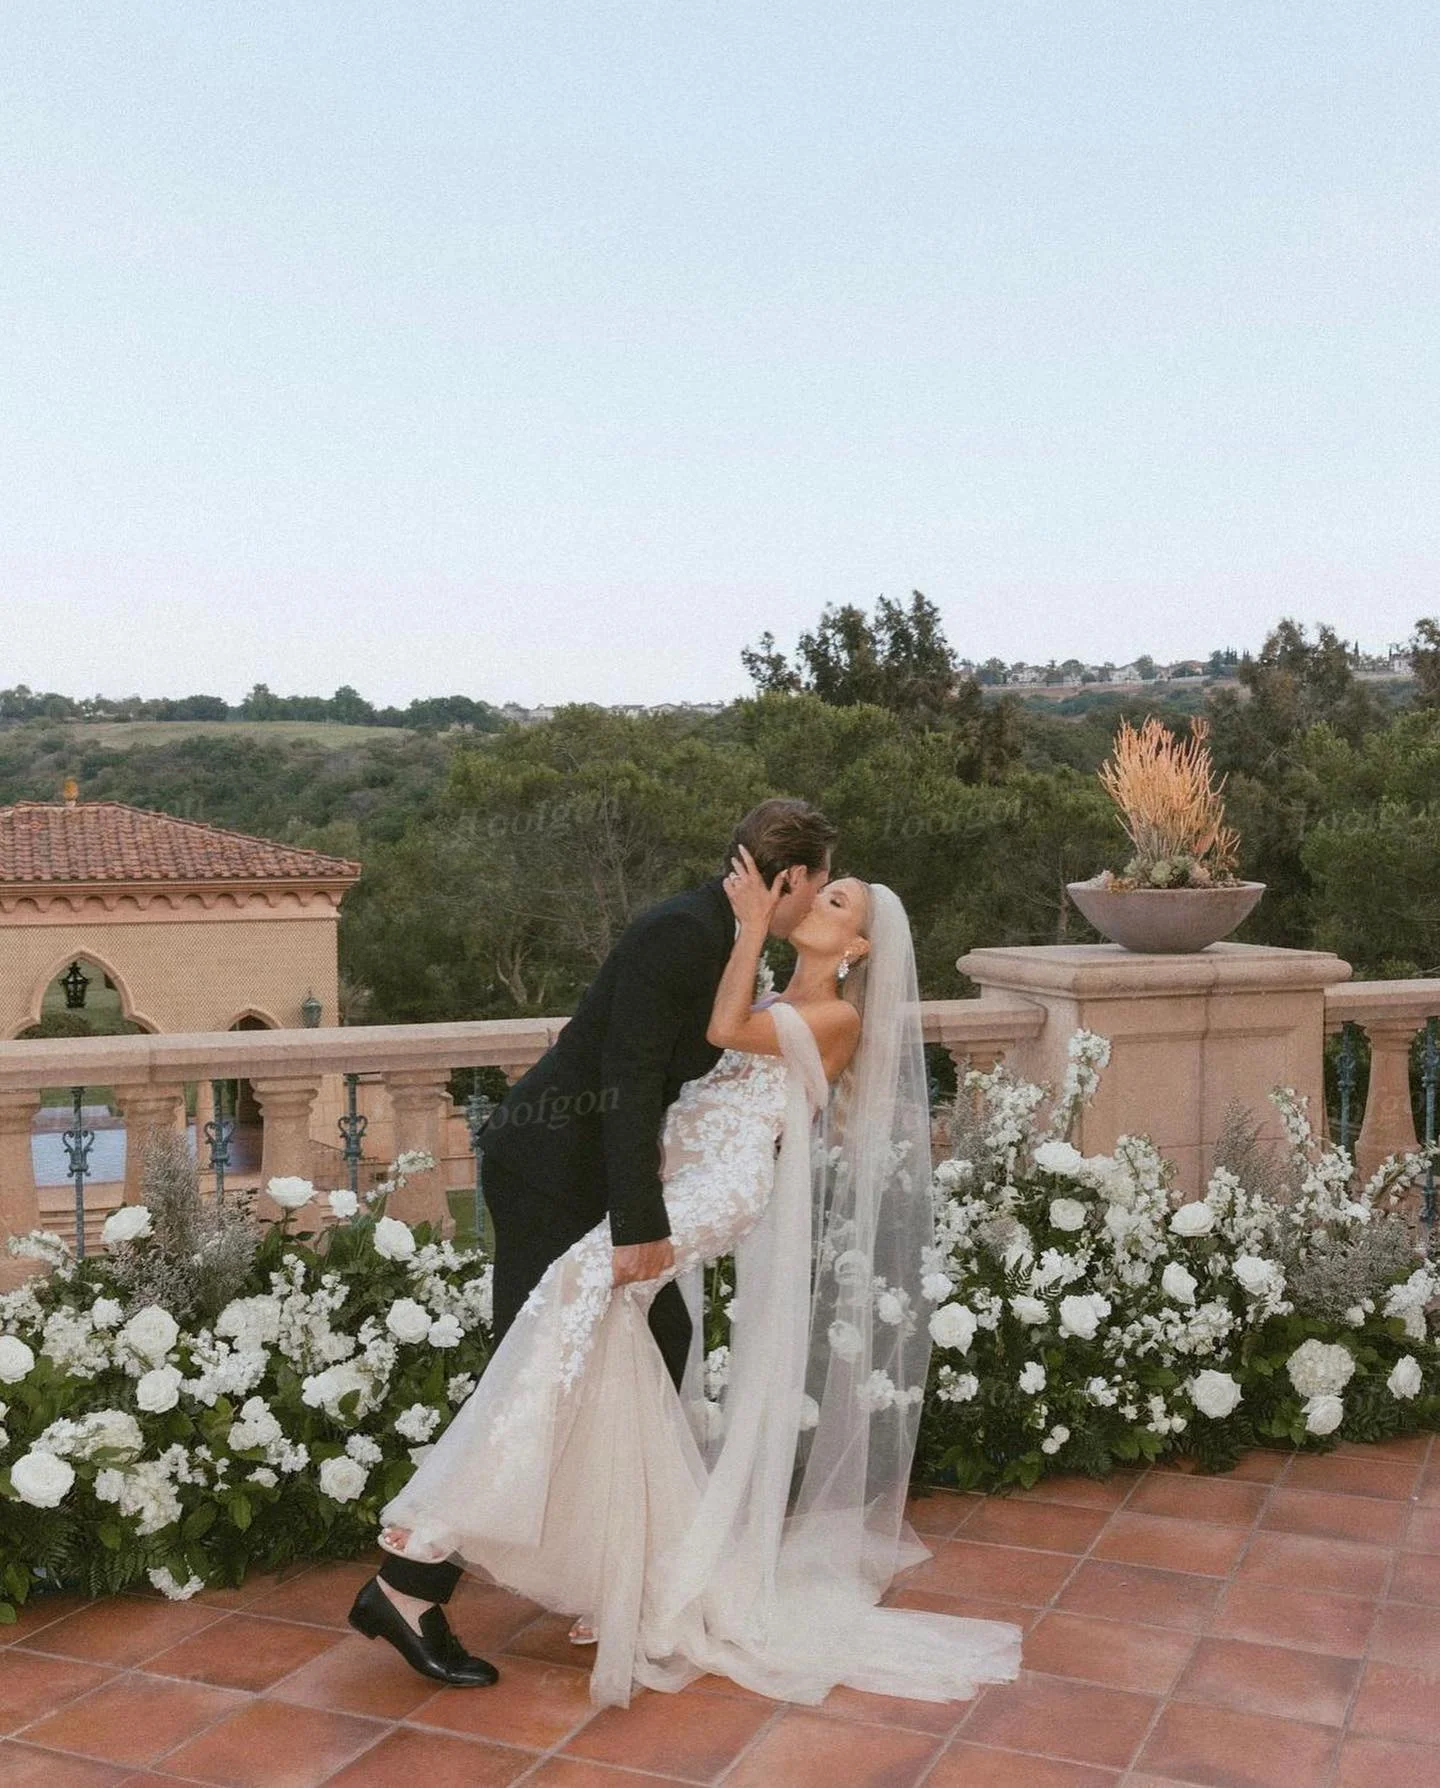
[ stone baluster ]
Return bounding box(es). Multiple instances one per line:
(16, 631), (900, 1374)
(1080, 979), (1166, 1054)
(251, 1077), (322, 1224)
(0, 1091), (42, 1285)
(1354, 1022), (1423, 1185)
(385, 1068), (454, 1231)
(115, 1083), (187, 1208)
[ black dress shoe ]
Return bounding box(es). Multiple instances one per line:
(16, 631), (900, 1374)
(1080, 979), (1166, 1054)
(347, 1577), (499, 1686)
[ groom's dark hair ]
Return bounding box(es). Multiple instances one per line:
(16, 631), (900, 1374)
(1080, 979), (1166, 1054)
(726, 799), (838, 888)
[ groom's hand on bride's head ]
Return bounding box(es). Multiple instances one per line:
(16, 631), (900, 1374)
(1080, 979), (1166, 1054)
(724, 845), (785, 932)
(612, 1238), (675, 1287)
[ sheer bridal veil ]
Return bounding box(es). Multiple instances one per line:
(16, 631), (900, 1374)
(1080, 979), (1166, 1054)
(656, 884), (1020, 1705)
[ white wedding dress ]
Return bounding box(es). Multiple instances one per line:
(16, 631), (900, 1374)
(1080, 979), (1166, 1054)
(380, 992), (1021, 1708)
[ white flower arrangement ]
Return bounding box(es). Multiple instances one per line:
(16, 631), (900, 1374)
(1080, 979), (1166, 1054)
(919, 1033), (1440, 1491)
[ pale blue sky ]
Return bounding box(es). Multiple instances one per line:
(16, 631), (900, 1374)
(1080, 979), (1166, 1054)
(3, 4), (1437, 706)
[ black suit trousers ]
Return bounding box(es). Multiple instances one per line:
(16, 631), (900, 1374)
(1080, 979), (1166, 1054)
(377, 1157), (693, 1605)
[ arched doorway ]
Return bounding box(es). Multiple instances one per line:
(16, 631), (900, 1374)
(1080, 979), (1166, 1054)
(18, 956), (150, 1198)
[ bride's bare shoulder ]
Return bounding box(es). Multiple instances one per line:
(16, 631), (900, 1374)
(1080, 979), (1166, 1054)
(793, 998), (861, 1078)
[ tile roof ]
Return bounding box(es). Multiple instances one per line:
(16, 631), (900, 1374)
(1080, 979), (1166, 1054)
(0, 801), (363, 886)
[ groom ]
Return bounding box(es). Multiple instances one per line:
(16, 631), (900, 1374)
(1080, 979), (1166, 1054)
(350, 796), (837, 1683)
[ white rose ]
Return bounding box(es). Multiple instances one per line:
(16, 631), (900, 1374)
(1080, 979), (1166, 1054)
(1303, 1393), (1344, 1436)
(1388, 1356), (1423, 1401)
(927, 1303), (977, 1354)
(90, 1298), (124, 1330)
(1287, 1339), (1356, 1400)
(427, 1313), (463, 1349)
(327, 1189), (359, 1219)
(373, 1217), (416, 1261)
(1190, 1369), (1243, 1418)
(266, 1176), (316, 1211)
(1041, 1424), (1070, 1455)
(1010, 1295), (1049, 1327)
(10, 1449), (76, 1508)
(1058, 1293), (1110, 1342)
(1018, 1361), (1046, 1394)
(921, 1272), (954, 1303)
(1033, 1139), (1085, 1178)
(0, 1336), (36, 1383)
(1161, 1262), (1198, 1306)
(101, 1204), (153, 1246)
(1233, 1255), (1282, 1298)
(317, 1454), (368, 1503)
(1169, 1200), (1215, 1237)
(385, 1299), (433, 1345)
(135, 1365), (183, 1414)
(827, 1320), (865, 1362)
(1048, 1198), (1087, 1233)
(119, 1306), (179, 1363)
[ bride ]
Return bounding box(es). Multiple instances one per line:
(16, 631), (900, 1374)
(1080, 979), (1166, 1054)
(372, 848), (1022, 1708)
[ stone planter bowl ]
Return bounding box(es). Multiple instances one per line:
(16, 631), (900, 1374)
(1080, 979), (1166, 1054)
(1066, 878), (1266, 954)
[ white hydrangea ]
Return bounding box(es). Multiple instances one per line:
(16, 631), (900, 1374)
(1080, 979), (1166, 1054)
(90, 1297), (124, 1330)
(920, 1271), (954, 1303)
(148, 1566), (204, 1600)
(1287, 1339), (1356, 1399)
(215, 1296), (282, 1351)
(427, 1313), (463, 1349)
(394, 1403), (442, 1443)
(1384, 1267), (1439, 1343)
(345, 1433), (384, 1466)
(934, 1366), (980, 1403)
(40, 1308), (110, 1378)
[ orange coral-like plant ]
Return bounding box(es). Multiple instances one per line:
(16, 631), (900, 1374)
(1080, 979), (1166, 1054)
(1097, 716), (1240, 887)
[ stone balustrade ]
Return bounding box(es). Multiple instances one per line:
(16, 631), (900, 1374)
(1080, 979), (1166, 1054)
(1325, 981), (1440, 1182)
(0, 1001), (1048, 1263)
(9, 961), (1440, 1271)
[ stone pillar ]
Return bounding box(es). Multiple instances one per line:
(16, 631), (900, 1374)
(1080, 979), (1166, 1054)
(1355, 1023), (1423, 1184)
(957, 943), (1352, 1195)
(0, 1091), (42, 1286)
(252, 1077), (322, 1224)
(384, 1069), (453, 1232)
(115, 1084), (186, 1207)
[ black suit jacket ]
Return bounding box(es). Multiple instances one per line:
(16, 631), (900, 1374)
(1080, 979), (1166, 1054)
(477, 876), (734, 1246)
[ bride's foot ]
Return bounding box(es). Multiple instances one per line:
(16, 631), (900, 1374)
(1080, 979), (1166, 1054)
(378, 1524), (452, 1565)
(568, 1617), (597, 1646)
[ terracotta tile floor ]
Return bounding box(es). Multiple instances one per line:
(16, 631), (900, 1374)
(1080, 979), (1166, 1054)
(5, 1438), (1440, 1788)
